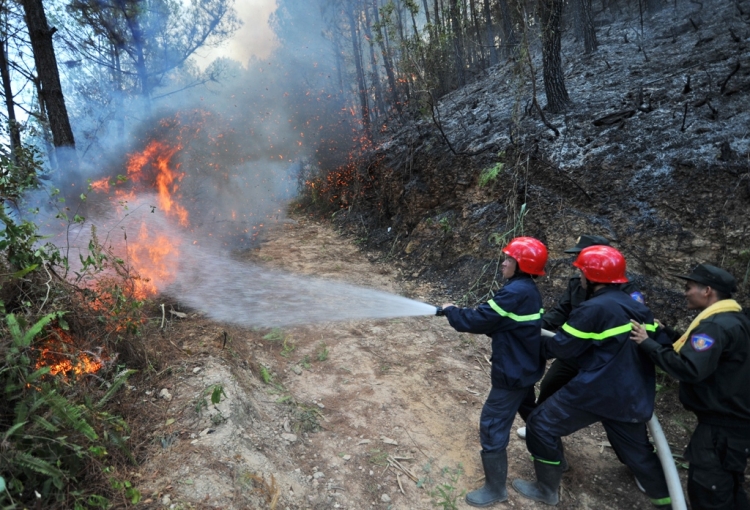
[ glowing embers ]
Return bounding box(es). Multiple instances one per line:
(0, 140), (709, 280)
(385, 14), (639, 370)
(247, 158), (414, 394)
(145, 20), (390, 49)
(35, 326), (105, 379)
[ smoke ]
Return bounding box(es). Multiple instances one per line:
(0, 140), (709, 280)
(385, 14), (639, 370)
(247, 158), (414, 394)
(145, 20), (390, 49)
(24, 0), (356, 255)
(17, 0), (417, 329)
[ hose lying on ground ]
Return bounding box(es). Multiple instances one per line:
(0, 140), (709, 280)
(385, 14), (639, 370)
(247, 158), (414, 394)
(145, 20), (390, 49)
(541, 328), (687, 510)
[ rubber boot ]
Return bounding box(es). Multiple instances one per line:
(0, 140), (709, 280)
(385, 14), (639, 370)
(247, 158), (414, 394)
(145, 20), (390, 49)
(465, 449), (508, 507)
(512, 459), (563, 505)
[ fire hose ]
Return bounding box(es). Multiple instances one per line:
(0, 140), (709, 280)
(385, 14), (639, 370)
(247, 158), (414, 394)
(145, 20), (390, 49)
(539, 327), (687, 510)
(436, 307), (686, 509)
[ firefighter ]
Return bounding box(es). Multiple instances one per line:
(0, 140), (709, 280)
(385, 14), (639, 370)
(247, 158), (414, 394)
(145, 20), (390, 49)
(630, 263), (750, 510)
(440, 237), (547, 507)
(512, 246), (671, 508)
(516, 234), (645, 440)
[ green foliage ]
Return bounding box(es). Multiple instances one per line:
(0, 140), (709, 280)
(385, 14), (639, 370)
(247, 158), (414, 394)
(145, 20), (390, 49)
(429, 464), (465, 510)
(315, 342), (329, 361)
(280, 336), (296, 358)
(0, 313), (137, 507)
(478, 161), (504, 187)
(259, 365), (273, 384)
(0, 146), (144, 507)
(438, 217), (451, 233)
(195, 384), (226, 416)
(262, 328), (285, 342)
(0, 208), (63, 273)
(0, 142), (43, 204)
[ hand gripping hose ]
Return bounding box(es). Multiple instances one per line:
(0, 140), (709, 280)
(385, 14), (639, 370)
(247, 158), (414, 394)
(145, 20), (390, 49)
(541, 328), (687, 510)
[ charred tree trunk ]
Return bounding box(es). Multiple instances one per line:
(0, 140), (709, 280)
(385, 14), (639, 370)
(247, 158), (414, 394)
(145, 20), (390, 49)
(497, 0), (517, 55)
(20, 0), (76, 159)
(449, 0), (466, 86)
(469, 0), (484, 68)
(483, 0), (497, 65)
(362, 2), (386, 117)
(0, 38), (21, 158)
(347, 3), (372, 141)
(539, 0), (570, 112)
(574, 0), (598, 53)
(372, 0), (401, 112)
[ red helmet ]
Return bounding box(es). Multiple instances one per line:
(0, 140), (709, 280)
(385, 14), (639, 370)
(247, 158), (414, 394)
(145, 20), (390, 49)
(573, 245), (628, 284)
(502, 237), (548, 276)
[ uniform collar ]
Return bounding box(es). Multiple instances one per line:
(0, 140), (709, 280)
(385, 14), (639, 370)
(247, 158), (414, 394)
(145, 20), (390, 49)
(591, 285), (621, 298)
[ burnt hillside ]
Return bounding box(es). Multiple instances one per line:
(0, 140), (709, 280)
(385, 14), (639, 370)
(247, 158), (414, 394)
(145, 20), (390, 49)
(319, 0), (750, 327)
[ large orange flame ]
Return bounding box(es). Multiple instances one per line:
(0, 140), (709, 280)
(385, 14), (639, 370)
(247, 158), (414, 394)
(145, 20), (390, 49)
(88, 137), (191, 299)
(126, 222), (181, 300)
(126, 141), (189, 227)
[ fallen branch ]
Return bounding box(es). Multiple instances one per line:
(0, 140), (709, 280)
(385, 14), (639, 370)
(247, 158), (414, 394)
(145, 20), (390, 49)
(388, 455), (419, 484)
(422, 90), (497, 156)
(681, 102), (689, 131)
(719, 61), (740, 94)
(592, 109), (635, 126)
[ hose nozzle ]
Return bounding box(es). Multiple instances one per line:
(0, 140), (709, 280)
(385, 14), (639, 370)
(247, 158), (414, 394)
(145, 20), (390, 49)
(435, 307), (445, 316)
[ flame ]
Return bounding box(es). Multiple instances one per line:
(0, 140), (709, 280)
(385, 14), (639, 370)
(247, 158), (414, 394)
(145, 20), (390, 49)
(35, 327), (104, 378)
(87, 135), (193, 300)
(126, 141), (189, 226)
(90, 178), (110, 192)
(126, 222), (181, 300)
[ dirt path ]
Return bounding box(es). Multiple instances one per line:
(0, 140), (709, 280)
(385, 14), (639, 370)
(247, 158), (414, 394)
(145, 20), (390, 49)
(133, 216), (694, 509)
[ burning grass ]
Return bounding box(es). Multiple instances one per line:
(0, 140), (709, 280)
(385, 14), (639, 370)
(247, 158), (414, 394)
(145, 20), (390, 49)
(0, 220), (180, 508)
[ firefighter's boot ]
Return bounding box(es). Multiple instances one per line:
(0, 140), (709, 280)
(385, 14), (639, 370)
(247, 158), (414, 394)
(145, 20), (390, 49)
(465, 449), (508, 507)
(512, 459), (563, 505)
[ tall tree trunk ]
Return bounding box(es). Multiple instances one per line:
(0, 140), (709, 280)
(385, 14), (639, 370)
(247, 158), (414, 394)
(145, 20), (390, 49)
(574, 0), (598, 53)
(372, 0), (401, 112)
(0, 38), (21, 159)
(469, 0), (484, 68)
(20, 0), (76, 159)
(497, 0), (517, 56)
(362, 1), (386, 117)
(449, 0), (466, 86)
(108, 42), (126, 141)
(433, 0), (442, 35)
(539, 0), (570, 112)
(115, 0), (150, 108)
(32, 77), (57, 170)
(347, 3), (372, 141)
(483, 0), (497, 65)
(421, 0), (436, 42)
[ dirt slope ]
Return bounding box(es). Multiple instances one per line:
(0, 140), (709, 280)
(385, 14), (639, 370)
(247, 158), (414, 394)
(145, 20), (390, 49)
(130, 216), (710, 509)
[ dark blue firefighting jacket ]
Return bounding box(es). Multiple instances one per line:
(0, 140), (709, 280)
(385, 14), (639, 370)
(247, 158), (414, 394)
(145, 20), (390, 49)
(541, 286), (665, 422)
(444, 274), (544, 390)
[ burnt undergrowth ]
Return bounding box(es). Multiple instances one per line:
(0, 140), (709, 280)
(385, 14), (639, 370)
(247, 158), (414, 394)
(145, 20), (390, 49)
(0, 204), (180, 508)
(298, 0), (750, 329)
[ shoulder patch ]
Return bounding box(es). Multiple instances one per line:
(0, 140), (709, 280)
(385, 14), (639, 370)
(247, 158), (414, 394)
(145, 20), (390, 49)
(690, 333), (715, 352)
(629, 291), (645, 304)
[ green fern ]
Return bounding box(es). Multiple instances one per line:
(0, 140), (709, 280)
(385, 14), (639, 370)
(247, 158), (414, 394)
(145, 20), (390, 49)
(96, 369), (137, 409)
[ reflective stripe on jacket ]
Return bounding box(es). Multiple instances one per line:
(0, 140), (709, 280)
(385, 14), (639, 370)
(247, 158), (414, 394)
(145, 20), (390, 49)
(541, 286), (664, 422)
(444, 275), (544, 389)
